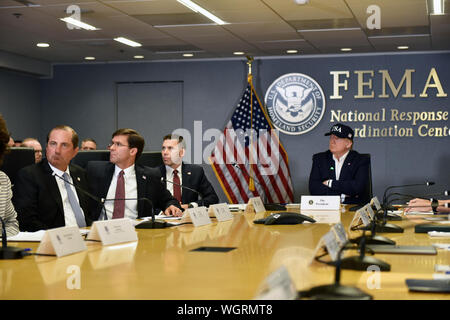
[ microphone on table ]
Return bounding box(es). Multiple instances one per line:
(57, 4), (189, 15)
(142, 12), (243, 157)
(382, 181), (435, 210)
(102, 197), (175, 229)
(53, 172), (175, 229)
(298, 239), (374, 300)
(0, 216), (27, 259)
(230, 162), (286, 211)
(161, 177), (203, 206)
(53, 172), (107, 223)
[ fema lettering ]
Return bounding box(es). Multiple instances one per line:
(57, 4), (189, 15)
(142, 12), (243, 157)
(265, 73), (326, 135)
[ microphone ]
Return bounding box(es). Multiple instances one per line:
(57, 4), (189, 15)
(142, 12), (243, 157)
(382, 181), (435, 210)
(298, 239), (374, 300)
(0, 216), (26, 259)
(161, 177), (202, 201)
(101, 197), (175, 229)
(52, 172), (107, 222)
(53, 173), (174, 229)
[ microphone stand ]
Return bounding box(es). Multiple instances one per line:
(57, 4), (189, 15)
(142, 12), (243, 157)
(298, 240), (373, 300)
(162, 177), (203, 206)
(102, 197), (175, 229)
(382, 182), (434, 211)
(339, 230), (391, 271)
(376, 197), (405, 233)
(0, 217), (26, 259)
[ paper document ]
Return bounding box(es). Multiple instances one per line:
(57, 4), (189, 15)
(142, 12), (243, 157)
(9, 229), (89, 242)
(405, 211), (434, 215)
(428, 231), (450, 238)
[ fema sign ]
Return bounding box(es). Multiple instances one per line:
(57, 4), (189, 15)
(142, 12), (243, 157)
(265, 73), (326, 135)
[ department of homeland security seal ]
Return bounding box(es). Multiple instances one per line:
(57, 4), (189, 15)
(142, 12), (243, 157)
(264, 73), (326, 135)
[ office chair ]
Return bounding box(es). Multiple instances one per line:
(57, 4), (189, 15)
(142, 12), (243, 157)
(349, 153), (373, 211)
(136, 151), (163, 168)
(0, 147), (35, 185)
(71, 150), (110, 169)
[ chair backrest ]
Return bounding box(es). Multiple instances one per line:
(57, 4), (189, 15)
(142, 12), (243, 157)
(361, 153), (373, 204)
(0, 147), (35, 185)
(71, 150), (110, 169)
(136, 151), (163, 168)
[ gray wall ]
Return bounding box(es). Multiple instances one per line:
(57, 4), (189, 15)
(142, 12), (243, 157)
(0, 68), (41, 141)
(3, 51), (449, 203)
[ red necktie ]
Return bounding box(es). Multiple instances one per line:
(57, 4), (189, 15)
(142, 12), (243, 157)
(112, 170), (125, 219)
(172, 169), (182, 203)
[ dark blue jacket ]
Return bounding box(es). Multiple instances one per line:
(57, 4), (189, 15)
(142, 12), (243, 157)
(308, 150), (370, 204)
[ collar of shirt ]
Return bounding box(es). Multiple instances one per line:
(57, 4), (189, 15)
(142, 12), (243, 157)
(114, 164), (136, 179)
(48, 162), (71, 180)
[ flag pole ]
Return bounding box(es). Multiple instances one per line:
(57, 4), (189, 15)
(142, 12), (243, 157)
(246, 56), (255, 192)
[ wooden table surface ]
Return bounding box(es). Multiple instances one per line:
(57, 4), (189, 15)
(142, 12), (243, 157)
(1, 206), (449, 300)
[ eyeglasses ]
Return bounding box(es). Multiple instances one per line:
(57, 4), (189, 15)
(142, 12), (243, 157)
(108, 142), (129, 148)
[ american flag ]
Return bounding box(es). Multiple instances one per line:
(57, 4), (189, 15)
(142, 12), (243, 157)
(210, 78), (294, 204)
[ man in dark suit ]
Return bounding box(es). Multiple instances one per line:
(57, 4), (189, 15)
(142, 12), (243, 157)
(14, 125), (92, 231)
(87, 128), (182, 220)
(309, 123), (370, 204)
(160, 134), (219, 210)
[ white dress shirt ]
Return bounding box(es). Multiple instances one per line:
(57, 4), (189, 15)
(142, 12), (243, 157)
(331, 150), (350, 202)
(104, 164), (138, 220)
(48, 163), (85, 227)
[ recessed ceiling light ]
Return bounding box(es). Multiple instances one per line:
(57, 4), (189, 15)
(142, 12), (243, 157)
(36, 43), (49, 48)
(60, 17), (98, 30)
(114, 37), (142, 47)
(133, 55), (144, 59)
(397, 46), (409, 50)
(286, 49), (298, 54)
(233, 51), (245, 55)
(84, 56), (95, 60)
(183, 53), (194, 57)
(431, 0), (444, 14)
(340, 48), (352, 52)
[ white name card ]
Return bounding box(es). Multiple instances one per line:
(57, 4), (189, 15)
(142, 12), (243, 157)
(301, 196), (340, 210)
(371, 196), (382, 211)
(37, 226), (87, 257)
(210, 203), (234, 222)
(332, 222), (348, 246)
(348, 204), (371, 233)
(187, 206), (212, 227)
(87, 218), (138, 246)
(247, 196), (266, 213)
(254, 265), (298, 300)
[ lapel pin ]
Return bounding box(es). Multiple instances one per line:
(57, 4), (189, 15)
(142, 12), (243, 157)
(187, 172), (191, 175)
(77, 177), (81, 181)
(142, 175), (146, 180)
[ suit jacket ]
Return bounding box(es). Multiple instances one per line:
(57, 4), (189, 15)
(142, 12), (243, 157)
(87, 161), (180, 220)
(159, 163), (219, 207)
(308, 150), (370, 204)
(13, 159), (93, 232)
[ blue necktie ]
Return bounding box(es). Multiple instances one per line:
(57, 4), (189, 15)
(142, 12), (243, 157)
(63, 172), (86, 228)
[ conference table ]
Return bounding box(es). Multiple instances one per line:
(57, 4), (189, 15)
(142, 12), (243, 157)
(1, 206), (449, 300)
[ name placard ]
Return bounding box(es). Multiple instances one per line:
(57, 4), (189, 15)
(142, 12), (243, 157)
(246, 197), (266, 213)
(348, 204), (371, 233)
(209, 203), (234, 222)
(301, 196), (340, 210)
(187, 206), (212, 227)
(37, 226), (87, 257)
(87, 218), (138, 246)
(254, 265), (298, 300)
(371, 196), (382, 211)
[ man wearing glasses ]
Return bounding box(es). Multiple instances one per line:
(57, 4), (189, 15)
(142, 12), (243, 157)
(14, 125), (92, 231)
(87, 128), (182, 221)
